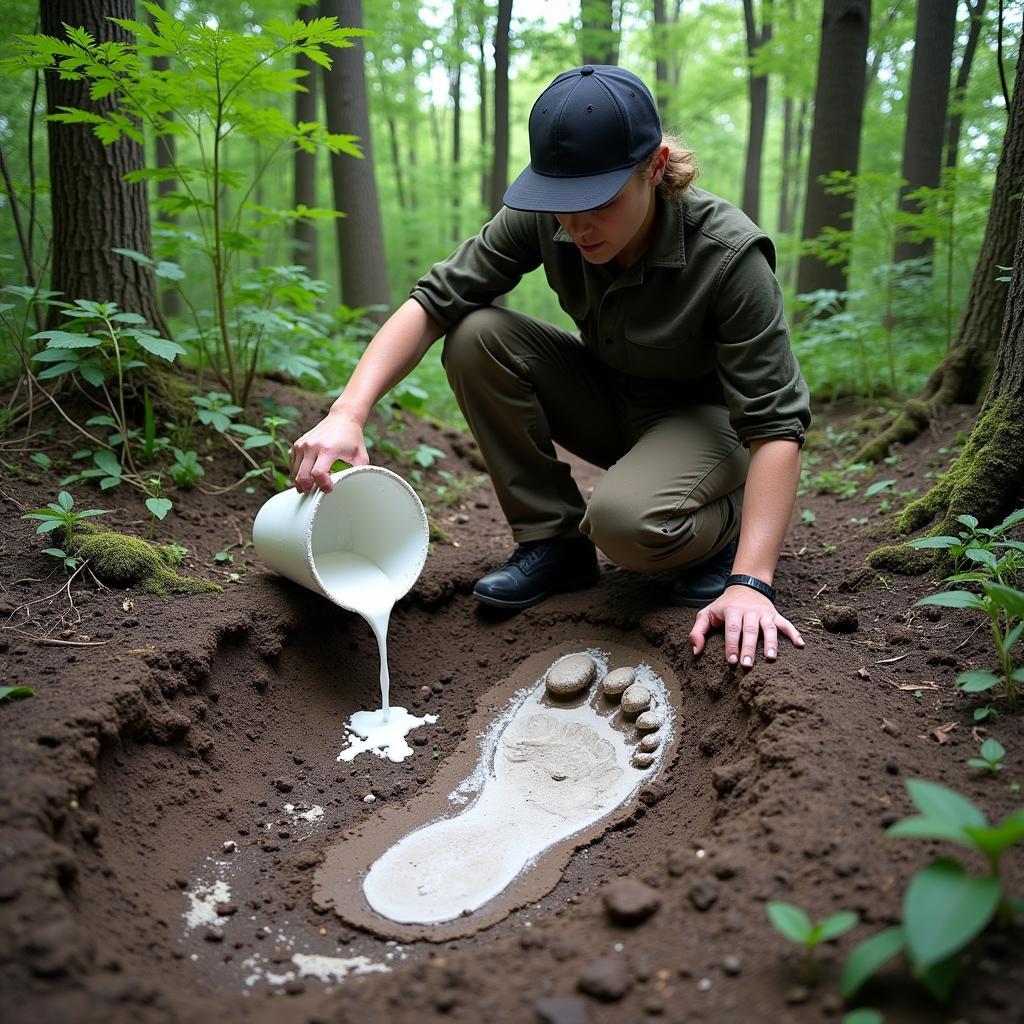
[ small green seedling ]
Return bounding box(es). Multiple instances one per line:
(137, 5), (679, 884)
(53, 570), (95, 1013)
(766, 902), (858, 983)
(843, 1010), (883, 1024)
(41, 547), (81, 571)
(0, 685), (33, 703)
(800, 508), (816, 525)
(906, 508), (1024, 581)
(973, 705), (998, 722)
(169, 448), (204, 488)
(21, 490), (111, 548)
(967, 738), (1005, 776)
(842, 779), (1024, 1003)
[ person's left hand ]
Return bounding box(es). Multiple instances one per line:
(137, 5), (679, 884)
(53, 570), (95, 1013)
(689, 585), (805, 668)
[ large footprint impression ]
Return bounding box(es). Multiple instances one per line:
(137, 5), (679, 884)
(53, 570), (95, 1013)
(314, 640), (681, 941)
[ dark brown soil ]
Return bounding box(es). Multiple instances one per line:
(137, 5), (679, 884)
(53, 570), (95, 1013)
(1, 383), (1021, 1024)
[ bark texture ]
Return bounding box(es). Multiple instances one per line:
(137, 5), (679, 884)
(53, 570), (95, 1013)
(42, 0), (167, 334)
(741, 0), (772, 225)
(488, 0), (512, 218)
(320, 0), (390, 315)
(893, 0), (958, 265)
(292, 3), (320, 279)
(796, 0), (871, 300)
(946, 0), (987, 171)
(581, 0), (618, 66)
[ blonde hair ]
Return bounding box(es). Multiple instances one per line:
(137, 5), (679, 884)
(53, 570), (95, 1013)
(636, 133), (699, 198)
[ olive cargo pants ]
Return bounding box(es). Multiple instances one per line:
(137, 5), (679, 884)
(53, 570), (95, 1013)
(442, 306), (748, 572)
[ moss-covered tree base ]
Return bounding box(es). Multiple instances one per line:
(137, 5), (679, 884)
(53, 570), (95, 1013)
(852, 399), (932, 464)
(73, 525), (221, 595)
(864, 545), (933, 576)
(894, 394), (1024, 536)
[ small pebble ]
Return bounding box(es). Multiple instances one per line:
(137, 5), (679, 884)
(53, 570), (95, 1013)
(688, 880), (719, 912)
(786, 985), (810, 1005)
(633, 752), (656, 769)
(577, 956), (633, 1002)
(620, 683), (652, 717)
(534, 996), (588, 1024)
(222, 841), (237, 853)
(363, 794), (376, 803)
(721, 955), (742, 976)
(546, 654), (597, 697)
(204, 928), (224, 943)
(601, 667), (636, 700)
(603, 877), (662, 924)
(635, 711), (663, 732)
(639, 734), (660, 753)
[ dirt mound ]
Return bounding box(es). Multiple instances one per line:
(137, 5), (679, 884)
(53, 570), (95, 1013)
(1, 389), (1021, 1023)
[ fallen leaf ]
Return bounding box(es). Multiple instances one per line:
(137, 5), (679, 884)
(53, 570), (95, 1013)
(122, 597), (134, 612)
(876, 654), (909, 665)
(931, 722), (957, 744)
(60, 627), (76, 639)
(971, 726), (988, 743)
(857, 667), (871, 680)
(896, 681), (938, 691)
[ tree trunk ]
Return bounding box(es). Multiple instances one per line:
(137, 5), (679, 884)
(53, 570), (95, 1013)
(489, 0), (512, 218)
(581, 0), (617, 66)
(893, 0), (957, 265)
(881, 195), (1024, 541)
(795, 0), (871, 301)
(292, 3), (319, 279)
(148, 0), (178, 318)
(946, 0), (986, 170)
(450, 2), (464, 244)
(741, 0), (772, 225)
(854, 34), (1024, 465)
(42, 0), (168, 335)
(779, 94), (794, 234)
(478, 11), (489, 209)
(653, 0), (670, 105)
(320, 0), (390, 317)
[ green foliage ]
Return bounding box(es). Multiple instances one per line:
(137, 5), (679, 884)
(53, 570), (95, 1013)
(20, 489), (111, 549)
(967, 738), (1006, 775)
(766, 901), (858, 983)
(906, 509), (1024, 580)
(169, 448), (204, 489)
(0, 686), (34, 704)
(843, 779), (1024, 1003)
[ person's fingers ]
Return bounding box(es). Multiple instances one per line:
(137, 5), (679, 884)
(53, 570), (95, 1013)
(294, 448), (319, 493)
(723, 606), (743, 665)
(310, 450), (337, 492)
(762, 619), (779, 661)
(689, 608), (713, 655)
(739, 611), (760, 667)
(350, 441), (370, 468)
(776, 614), (806, 649)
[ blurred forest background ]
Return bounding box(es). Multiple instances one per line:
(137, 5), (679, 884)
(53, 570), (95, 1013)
(0, 0), (1019, 428)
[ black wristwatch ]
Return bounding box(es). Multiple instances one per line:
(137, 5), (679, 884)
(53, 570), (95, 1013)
(726, 574), (777, 603)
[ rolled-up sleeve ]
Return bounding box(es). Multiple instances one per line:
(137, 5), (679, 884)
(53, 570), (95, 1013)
(409, 207), (543, 331)
(711, 244), (811, 446)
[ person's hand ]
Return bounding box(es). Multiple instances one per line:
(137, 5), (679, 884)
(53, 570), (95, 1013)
(289, 410), (369, 494)
(689, 585), (805, 668)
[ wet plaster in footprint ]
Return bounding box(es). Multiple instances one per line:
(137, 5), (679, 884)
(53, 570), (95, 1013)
(313, 640), (681, 942)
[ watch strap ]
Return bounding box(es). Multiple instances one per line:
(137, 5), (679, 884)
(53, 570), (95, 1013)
(726, 573), (777, 602)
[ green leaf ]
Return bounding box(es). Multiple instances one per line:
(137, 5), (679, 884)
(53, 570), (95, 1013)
(43, 333), (103, 349)
(841, 927), (906, 999)
(30, 452), (52, 469)
(111, 247), (153, 266)
(964, 547), (997, 569)
(75, 508), (111, 519)
(979, 738), (1005, 763)
(915, 954), (961, 1002)
(842, 1011), (885, 1024)
(885, 816), (974, 847)
(956, 514), (979, 530)
(154, 260), (185, 280)
(134, 334), (186, 362)
(58, 490), (73, 511)
(983, 581), (1024, 618)
(93, 450), (122, 477)
(36, 361), (80, 380)
(110, 311), (147, 324)
(963, 812), (1024, 861)
(0, 686), (34, 703)
(77, 360), (105, 387)
(914, 591), (987, 611)
(41, 548), (68, 558)
(957, 669), (1000, 693)
(903, 859), (1000, 967)
(864, 479), (896, 498)
(36, 519), (64, 534)
(766, 902), (812, 943)
(904, 780), (986, 829)
(145, 497), (172, 520)
(907, 536), (958, 549)
(817, 910), (859, 942)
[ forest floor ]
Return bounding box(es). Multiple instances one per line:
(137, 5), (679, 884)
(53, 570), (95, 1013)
(1, 378), (1022, 1024)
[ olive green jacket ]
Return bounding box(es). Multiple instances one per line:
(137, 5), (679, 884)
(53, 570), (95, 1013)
(410, 185), (811, 446)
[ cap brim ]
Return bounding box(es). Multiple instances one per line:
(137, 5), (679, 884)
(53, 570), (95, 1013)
(502, 162), (636, 213)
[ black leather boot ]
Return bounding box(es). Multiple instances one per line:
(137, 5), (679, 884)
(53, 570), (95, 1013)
(472, 536), (600, 610)
(667, 538), (739, 608)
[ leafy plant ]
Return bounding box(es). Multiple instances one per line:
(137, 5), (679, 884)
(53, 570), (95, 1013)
(6, 7), (365, 405)
(967, 738), (1005, 776)
(766, 902), (859, 983)
(0, 686), (34, 703)
(193, 392), (243, 434)
(169, 449), (205, 489)
(21, 490), (111, 548)
(842, 780), (1024, 1003)
(906, 509), (1024, 581)
(914, 579), (1024, 707)
(41, 546), (82, 571)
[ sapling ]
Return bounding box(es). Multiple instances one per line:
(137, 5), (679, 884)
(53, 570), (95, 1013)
(967, 738), (1005, 776)
(842, 779), (1024, 1003)
(21, 490), (110, 549)
(906, 509), (1024, 582)
(765, 902), (859, 983)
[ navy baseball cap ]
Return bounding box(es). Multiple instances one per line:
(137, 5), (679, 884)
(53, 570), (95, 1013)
(503, 65), (662, 214)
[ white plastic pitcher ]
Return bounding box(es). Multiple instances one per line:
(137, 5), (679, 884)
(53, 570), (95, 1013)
(251, 465), (429, 608)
